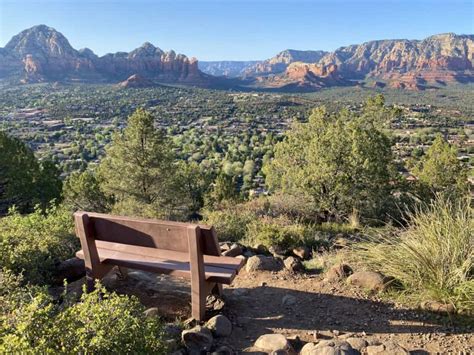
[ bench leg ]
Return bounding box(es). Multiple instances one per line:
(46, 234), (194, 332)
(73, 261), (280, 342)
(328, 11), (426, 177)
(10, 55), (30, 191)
(85, 265), (113, 292)
(191, 280), (206, 321)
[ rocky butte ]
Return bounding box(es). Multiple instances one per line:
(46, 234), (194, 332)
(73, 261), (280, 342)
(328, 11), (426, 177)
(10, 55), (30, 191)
(0, 25), (210, 85)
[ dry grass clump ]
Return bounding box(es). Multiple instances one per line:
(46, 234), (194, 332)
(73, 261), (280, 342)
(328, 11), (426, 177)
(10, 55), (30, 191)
(354, 197), (473, 314)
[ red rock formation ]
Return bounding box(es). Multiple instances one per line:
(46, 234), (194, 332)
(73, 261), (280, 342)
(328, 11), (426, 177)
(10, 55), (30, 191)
(0, 25), (209, 85)
(117, 74), (155, 88)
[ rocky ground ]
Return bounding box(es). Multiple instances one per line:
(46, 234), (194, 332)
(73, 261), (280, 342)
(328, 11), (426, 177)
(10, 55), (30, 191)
(58, 260), (473, 354)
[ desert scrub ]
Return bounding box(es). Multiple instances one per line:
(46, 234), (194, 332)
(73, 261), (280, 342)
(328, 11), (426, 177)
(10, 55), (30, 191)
(0, 272), (168, 354)
(202, 206), (257, 242)
(0, 205), (78, 284)
(354, 197), (473, 314)
(244, 216), (317, 250)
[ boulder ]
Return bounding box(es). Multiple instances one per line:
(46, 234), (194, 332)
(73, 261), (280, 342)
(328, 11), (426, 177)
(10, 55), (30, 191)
(347, 271), (388, 292)
(144, 307), (159, 318)
(269, 245), (287, 258)
(205, 314), (232, 337)
(300, 340), (356, 355)
(420, 300), (456, 314)
(54, 257), (85, 283)
(181, 325), (213, 352)
(246, 255), (283, 272)
(324, 264), (353, 282)
(254, 334), (292, 352)
(366, 342), (408, 355)
(284, 256), (304, 272)
(292, 246), (311, 260)
(222, 243), (243, 257)
(345, 337), (367, 351)
(253, 244), (268, 255)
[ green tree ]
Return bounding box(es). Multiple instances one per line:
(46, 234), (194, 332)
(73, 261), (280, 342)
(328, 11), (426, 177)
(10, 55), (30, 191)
(206, 173), (240, 208)
(264, 97), (398, 222)
(98, 109), (178, 218)
(0, 132), (61, 214)
(413, 134), (468, 199)
(62, 170), (112, 212)
(176, 161), (213, 218)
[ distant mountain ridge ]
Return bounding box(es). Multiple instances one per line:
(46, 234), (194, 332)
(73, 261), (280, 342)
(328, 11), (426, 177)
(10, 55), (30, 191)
(199, 61), (259, 77)
(1, 25), (473, 91)
(0, 25), (209, 85)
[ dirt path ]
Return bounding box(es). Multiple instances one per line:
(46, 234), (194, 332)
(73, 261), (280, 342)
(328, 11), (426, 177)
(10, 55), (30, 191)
(223, 270), (473, 353)
(73, 267), (473, 353)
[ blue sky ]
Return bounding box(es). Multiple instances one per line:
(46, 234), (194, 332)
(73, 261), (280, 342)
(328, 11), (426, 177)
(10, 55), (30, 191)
(0, 0), (473, 60)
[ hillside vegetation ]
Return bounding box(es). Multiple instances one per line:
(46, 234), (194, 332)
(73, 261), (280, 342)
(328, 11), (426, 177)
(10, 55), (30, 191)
(0, 95), (472, 352)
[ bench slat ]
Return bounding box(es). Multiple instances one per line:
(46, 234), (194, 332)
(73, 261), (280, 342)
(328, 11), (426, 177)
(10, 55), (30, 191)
(92, 240), (243, 271)
(76, 247), (239, 284)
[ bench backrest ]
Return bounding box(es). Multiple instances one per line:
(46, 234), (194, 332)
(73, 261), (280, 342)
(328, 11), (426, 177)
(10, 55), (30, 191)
(73, 211), (221, 256)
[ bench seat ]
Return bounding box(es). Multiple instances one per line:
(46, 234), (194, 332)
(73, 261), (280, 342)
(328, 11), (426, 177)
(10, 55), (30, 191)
(76, 240), (244, 284)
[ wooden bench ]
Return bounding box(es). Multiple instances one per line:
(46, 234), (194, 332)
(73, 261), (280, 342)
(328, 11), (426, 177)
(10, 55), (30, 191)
(74, 211), (244, 321)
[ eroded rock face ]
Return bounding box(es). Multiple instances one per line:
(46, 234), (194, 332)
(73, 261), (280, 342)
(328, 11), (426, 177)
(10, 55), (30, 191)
(0, 25), (208, 85)
(117, 74), (155, 88)
(251, 33), (474, 90)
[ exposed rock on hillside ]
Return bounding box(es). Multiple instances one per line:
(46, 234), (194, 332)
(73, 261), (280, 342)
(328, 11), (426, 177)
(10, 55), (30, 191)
(0, 25), (209, 85)
(117, 74), (156, 88)
(244, 49), (328, 77)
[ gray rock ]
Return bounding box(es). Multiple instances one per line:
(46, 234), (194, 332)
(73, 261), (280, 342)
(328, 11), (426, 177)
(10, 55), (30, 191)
(420, 300), (456, 314)
(205, 314), (232, 337)
(282, 294), (297, 307)
(300, 340), (357, 355)
(144, 307), (159, 318)
(181, 325), (213, 352)
(269, 245), (287, 258)
(292, 246), (311, 260)
(347, 271), (388, 292)
(366, 342), (409, 355)
(219, 242), (232, 252)
(325, 264), (353, 282)
(284, 256), (303, 272)
(246, 255), (283, 272)
(243, 250), (256, 258)
(54, 257), (85, 283)
(345, 337), (367, 351)
(164, 323), (183, 338)
(222, 243), (243, 257)
(253, 243), (268, 255)
(254, 334), (291, 352)
(206, 294), (225, 311)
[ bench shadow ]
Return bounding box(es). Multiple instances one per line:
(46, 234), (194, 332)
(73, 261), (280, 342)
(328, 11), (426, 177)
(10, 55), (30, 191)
(223, 286), (472, 341)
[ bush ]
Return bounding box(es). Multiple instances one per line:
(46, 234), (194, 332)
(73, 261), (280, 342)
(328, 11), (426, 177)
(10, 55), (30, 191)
(0, 272), (168, 354)
(55, 284), (167, 354)
(245, 216), (314, 250)
(202, 206), (257, 242)
(354, 197), (473, 314)
(0, 205), (78, 284)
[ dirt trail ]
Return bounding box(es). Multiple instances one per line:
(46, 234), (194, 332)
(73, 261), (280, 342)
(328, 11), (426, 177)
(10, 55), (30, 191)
(76, 267), (473, 353)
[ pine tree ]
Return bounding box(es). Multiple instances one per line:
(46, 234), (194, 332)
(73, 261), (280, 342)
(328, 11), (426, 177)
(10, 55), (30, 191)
(414, 134), (468, 200)
(99, 109), (178, 218)
(263, 96), (398, 222)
